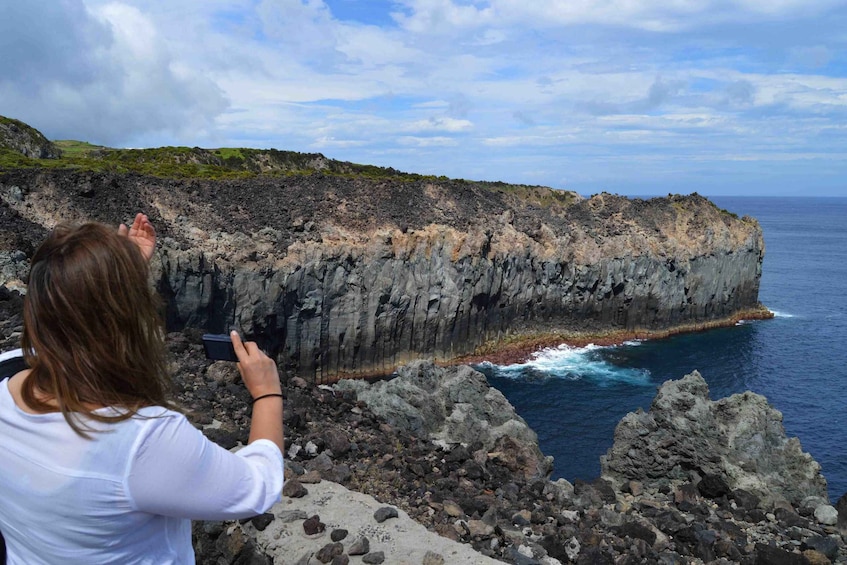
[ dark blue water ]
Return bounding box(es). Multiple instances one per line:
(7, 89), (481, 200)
(479, 197), (847, 500)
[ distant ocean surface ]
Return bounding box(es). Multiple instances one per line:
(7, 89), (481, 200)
(478, 197), (847, 500)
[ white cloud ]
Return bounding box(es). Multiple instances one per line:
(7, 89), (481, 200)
(397, 136), (459, 147)
(0, 0), (226, 144)
(1, 0), (845, 195)
(405, 117), (474, 133)
(310, 136), (368, 148)
(392, 0), (845, 33)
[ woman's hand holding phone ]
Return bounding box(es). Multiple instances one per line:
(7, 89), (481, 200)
(230, 331), (281, 399)
(229, 331), (284, 452)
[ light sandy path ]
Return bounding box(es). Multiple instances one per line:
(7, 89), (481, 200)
(245, 480), (501, 564)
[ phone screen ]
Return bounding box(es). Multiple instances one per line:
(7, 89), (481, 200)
(202, 334), (238, 362)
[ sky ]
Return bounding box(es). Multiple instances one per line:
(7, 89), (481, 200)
(1, 1), (846, 197)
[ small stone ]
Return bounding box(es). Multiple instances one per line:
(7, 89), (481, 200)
(442, 500), (464, 518)
(775, 507), (810, 528)
(315, 542), (344, 563)
(422, 551), (445, 565)
(512, 510), (531, 527)
(348, 536), (370, 555)
(814, 505), (838, 526)
(299, 470), (323, 484)
(754, 543), (808, 565)
(467, 519), (495, 538)
(835, 491), (847, 529)
(803, 549), (831, 565)
(697, 474), (731, 499)
(330, 528), (348, 542)
(286, 460), (306, 475)
(560, 510), (579, 522)
(331, 556), (350, 565)
(250, 512), (275, 531)
(362, 551), (385, 564)
(282, 480), (308, 498)
(627, 481), (644, 497)
(290, 376), (309, 388)
(288, 442), (302, 458)
(277, 510), (308, 523)
(565, 537), (581, 561)
(303, 515), (326, 536)
(374, 506), (398, 523)
(323, 428), (352, 456)
(304, 441), (319, 456)
(306, 452), (334, 472)
(732, 488), (761, 511)
(802, 535), (839, 560)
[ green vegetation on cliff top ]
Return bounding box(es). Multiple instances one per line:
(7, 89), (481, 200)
(0, 115), (578, 207)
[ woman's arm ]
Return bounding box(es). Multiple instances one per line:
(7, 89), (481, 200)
(127, 414), (283, 520)
(230, 331), (284, 452)
(127, 333), (285, 519)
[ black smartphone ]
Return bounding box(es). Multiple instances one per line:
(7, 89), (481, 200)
(202, 334), (238, 362)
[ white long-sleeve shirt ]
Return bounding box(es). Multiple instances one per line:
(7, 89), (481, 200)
(0, 378), (283, 564)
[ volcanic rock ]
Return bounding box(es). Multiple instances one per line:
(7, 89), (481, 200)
(335, 361), (552, 479)
(601, 371), (827, 507)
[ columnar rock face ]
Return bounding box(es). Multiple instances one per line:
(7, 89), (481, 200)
(600, 372), (828, 507)
(1, 168), (765, 380)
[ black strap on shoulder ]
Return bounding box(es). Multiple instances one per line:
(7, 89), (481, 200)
(0, 350), (27, 381)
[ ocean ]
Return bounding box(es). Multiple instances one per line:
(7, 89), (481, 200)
(478, 197), (847, 501)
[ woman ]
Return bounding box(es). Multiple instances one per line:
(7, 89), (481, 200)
(0, 214), (284, 564)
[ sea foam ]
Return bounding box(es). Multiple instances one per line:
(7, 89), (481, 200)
(489, 343), (651, 386)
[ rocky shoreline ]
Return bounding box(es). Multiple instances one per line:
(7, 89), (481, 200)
(169, 333), (845, 564)
(449, 305), (774, 368)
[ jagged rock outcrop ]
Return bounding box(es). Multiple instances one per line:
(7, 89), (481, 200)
(0, 117), (61, 159)
(335, 360), (552, 479)
(601, 371), (828, 507)
(0, 166), (767, 380)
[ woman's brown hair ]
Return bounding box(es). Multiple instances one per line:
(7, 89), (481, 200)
(21, 221), (174, 437)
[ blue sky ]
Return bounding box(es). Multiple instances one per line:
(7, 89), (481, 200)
(2, 0), (846, 197)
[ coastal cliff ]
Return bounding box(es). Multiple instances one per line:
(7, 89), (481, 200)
(0, 166), (767, 380)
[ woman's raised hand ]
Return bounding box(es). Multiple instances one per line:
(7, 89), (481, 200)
(118, 213), (156, 263)
(230, 331), (281, 399)
(231, 331), (284, 451)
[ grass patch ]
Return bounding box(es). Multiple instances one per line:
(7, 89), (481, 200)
(53, 140), (107, 157)
(2, 127), (575, 208)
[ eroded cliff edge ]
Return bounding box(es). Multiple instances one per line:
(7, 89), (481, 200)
(0, 167), (766, 380)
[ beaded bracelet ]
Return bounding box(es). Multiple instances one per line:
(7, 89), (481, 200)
(251, 393), (283, 404)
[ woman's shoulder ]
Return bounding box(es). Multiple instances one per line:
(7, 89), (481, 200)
(133, 405), (184, 419)
(129, 406), (192, 434)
